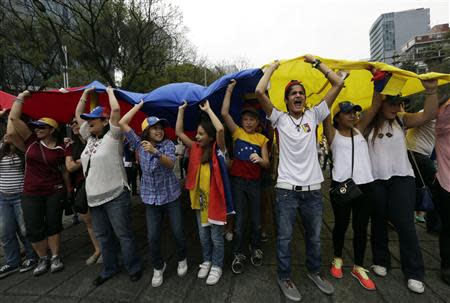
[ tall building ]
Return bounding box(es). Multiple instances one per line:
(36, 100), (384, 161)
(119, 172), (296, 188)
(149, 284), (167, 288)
(370, 8), (430, 64)
(401, 24), (450, 73)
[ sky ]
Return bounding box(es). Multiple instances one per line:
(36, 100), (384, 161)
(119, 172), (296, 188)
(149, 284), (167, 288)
(167, 0), (449, 67)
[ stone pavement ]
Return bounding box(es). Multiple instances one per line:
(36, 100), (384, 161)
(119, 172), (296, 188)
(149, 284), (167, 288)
(1, 175), (450, 303)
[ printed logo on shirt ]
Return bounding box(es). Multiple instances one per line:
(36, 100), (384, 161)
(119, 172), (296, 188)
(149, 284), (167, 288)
(301, 123), (311, 133)
(234, 139), (261, 161)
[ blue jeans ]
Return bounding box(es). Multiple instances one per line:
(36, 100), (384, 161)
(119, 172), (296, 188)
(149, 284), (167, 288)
(146, 198), (187, 270)
(0, 192), (36, 267)
(90, 190), (142, 278)
(275, 188), (323, 279)
(232, 177), (262, 255)
(196, 211), (224, 267)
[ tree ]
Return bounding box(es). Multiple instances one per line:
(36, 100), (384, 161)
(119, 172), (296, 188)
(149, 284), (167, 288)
(0, 0), (194, 92)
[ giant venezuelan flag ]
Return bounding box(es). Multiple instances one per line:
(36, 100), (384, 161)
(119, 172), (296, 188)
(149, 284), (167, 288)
(264, 55), (450, 114)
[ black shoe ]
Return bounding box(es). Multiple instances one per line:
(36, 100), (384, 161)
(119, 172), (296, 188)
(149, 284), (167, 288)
(0, 264), (19, 279)
(231, 254), (246, 274)
(93, 275), (111, 287)
(130, 270), (142, 282)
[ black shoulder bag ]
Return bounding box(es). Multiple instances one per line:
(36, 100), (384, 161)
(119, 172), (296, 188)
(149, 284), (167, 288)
(409, 150), (434, 211)
(329, 129), (364, 206)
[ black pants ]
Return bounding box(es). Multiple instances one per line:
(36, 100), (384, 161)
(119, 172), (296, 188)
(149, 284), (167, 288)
(370, 176), (424, 281)
(331, 181), (372, 266)
(22, 191), (64, 242)
(434, 179), (450, 270)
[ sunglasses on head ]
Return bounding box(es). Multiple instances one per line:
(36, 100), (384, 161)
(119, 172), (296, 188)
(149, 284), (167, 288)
(339, 101), (354, 112)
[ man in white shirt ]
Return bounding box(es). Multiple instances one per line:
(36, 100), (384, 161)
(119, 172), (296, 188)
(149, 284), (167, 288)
(255, 55), (346, 302)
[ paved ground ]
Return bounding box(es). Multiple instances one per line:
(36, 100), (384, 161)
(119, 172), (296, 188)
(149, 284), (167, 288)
(1, 174), (450, 303)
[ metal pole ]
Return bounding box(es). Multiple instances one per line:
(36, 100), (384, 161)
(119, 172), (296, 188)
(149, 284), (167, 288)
(62, 45), (69, 88)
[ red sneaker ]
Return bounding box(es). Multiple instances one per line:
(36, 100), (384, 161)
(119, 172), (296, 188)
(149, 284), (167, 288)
(351, 266), (376, 291)
(330, 257), (343, 279)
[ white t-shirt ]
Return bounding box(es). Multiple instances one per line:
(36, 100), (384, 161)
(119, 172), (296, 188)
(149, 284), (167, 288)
(269, 101), (329, 186)
(330, 129), (374, 185)
(367, 116), (414, 180)
(406, 115), (436, 157)
(80, 122), (129, 207)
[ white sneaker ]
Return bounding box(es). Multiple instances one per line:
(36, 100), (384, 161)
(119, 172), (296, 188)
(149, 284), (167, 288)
(371, 265), (387, 277)
(197, 261), (212, 279)
(206, 266), (222, 285)
(177, 259), (188, 277)
(151, 263), (166, 287)
(407, 279), (425, 294)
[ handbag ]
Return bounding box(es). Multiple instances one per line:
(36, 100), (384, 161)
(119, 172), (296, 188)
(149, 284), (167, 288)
(329, 129), (364, 206)
(74, 181), (88, 214)
(409, 150), (434, 211)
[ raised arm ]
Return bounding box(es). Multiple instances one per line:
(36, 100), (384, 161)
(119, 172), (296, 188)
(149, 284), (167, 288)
(304, 55), (345, 109)
(175, 101), (194, 148)
(221, 79), (239, 134)
(119, 100), (144, 133)
(106, 87), (121, 126)
(322, 115), (336, 145)
(255, 62), (279, 116)
(403, 79), (439, 128)
(8, 91), (32, 142)
(200, 100), (225, 152)
(75, 87), (95, 126)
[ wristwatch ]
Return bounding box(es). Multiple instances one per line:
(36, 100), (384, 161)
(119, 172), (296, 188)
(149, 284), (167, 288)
(312, 59), (322, 69)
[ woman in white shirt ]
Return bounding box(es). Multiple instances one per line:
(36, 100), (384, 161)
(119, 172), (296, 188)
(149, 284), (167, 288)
(365, 79), (439, 294)
(75, 87), (142, 287)
(323, 79), (382, 291)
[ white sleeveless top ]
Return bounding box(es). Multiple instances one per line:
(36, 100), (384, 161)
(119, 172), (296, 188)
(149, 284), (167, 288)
(367, 117), (414, 180)
(330, 129), (374, 185)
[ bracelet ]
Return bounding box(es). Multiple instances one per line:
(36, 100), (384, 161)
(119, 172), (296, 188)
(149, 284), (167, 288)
(80, 98), (87, 102)
(312, 59), (322, 69)
(324, 70), (330, 79)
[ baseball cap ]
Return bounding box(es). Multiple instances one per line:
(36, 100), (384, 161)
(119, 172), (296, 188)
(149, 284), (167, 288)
(141, 116), (169, 131)
(29, 117), (59, 129)
(80, 106), (110, 120)
(332, 101), (362, 118)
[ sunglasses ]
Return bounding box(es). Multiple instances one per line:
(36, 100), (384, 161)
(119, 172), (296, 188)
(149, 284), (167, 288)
(35, 125), (51, 130)
(69, 121), (78, 126)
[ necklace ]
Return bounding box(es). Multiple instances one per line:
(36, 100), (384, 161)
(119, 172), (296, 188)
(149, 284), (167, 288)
(288, 113), (304, 132)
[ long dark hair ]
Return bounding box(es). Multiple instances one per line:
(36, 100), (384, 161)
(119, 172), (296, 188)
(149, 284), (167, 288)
(199, 115), (216, 164)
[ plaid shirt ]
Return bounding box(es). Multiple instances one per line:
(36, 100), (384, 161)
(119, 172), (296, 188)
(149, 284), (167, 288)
(124, 130), (181, 205)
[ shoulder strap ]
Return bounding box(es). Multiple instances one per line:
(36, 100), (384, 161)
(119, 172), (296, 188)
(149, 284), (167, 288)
(409, 150), (426, 187)
(351, 128), (355, 178)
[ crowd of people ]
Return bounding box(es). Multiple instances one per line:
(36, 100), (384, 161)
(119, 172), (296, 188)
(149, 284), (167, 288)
(0, 54), (448, 302)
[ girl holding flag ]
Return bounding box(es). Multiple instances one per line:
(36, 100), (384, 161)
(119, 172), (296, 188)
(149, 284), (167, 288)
(175, 100), (233, 286)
